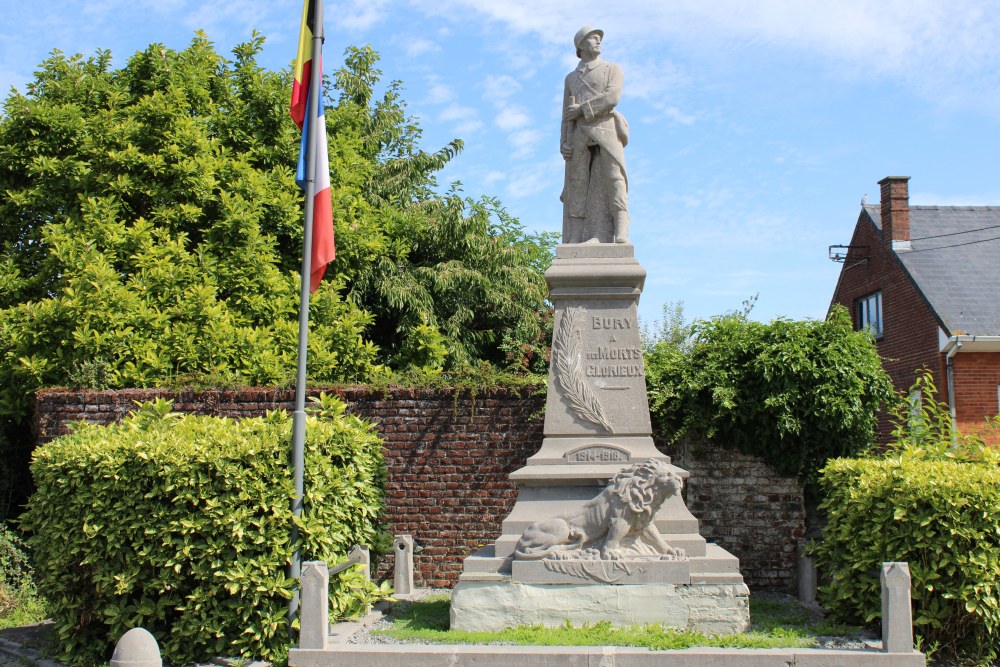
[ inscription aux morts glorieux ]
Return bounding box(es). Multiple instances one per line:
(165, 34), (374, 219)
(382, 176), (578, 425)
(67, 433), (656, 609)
(585, 344), (644, 378)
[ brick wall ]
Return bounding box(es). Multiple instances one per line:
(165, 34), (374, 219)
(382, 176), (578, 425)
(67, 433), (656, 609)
(830, 211), (944, 441)
(669, 438), (805, 591)
(34, 387), (803, 590)
(951, 352), (1000, 443)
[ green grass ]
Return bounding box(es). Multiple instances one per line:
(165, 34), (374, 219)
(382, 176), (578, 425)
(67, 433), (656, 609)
(0, 590), (48, 630)
(373, 594), (862, 650)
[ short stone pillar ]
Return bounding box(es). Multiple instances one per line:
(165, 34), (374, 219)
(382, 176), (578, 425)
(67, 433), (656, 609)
(299, 561), (329, 650)
(394, 535), (415, 599)
(797, 541), (817, 605)
(881, 562), (914, 653)
(110, 627), (162, 667)
(348, 544), (370, 581)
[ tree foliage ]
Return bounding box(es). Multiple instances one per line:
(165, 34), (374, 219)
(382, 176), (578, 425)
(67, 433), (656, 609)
(645, 305), (895, 489)
(0, 35), (554, 513)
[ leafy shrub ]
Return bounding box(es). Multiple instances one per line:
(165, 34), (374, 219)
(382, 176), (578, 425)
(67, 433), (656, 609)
(0, 523), (46, 626)
(815, 457), (1000, 663)
(880, 370), (1000, 463)
(816, 372), (1000, 663)
(645, 305), (894, 489)
(21, 396), (389, 666)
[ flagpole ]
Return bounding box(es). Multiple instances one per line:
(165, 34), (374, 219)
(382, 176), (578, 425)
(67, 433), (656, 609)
(289, 0), (324, 629)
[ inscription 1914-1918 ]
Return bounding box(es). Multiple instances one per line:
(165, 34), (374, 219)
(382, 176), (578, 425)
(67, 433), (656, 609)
(566, 445), (629, 462)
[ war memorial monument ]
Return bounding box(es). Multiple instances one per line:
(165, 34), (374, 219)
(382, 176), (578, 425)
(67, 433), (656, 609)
(448, 26), (750, 633)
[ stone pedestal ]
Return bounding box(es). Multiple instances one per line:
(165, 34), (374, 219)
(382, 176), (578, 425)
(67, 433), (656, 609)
(451, 244), (748, 633)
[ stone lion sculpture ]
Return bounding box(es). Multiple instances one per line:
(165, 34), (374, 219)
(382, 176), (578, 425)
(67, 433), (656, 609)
(513, 458), (685, 561)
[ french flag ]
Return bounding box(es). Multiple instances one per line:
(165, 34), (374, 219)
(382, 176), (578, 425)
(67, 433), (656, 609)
(292, 0), (335, 293)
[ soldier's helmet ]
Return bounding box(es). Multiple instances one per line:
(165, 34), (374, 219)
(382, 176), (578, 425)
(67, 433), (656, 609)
(574, 26), (604, 58)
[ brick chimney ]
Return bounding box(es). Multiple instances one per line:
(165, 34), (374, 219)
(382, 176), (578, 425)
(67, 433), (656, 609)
(878, 176), (911, 251)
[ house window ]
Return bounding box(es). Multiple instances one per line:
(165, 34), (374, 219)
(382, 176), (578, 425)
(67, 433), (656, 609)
(856, 291), (883, 338)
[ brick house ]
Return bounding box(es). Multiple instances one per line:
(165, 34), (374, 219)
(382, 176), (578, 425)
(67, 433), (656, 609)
(829, 176), (1000, 442)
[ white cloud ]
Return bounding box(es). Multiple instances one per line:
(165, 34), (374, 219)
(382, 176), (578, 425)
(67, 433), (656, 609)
(482, 74), (522, 103)
(510, 129), (543, 157)
(618, 58), (690, 103)
(438, 103), (483, 135)
(772, 145), (822, 169)
(508, 160), (557, 198)
(336, 0), (391, 31)
(409, 0), (1000, 113)
(455, 119), (485, 135)
(404, 37), (441, 57)
(495, 106), (531, 132)
(426, 81), (455, 105)
(642, 105), (695, 126)
(440, 103), (477, 122)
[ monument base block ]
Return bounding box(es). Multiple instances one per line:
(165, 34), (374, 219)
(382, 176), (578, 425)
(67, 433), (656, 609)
(450, 578), (750, 634)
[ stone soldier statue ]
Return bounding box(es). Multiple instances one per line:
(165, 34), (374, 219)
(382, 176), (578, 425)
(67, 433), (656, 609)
(560, 26), (630, 244)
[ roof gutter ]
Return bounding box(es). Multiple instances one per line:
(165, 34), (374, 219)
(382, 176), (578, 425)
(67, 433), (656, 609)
(940, 335), (1000, 354)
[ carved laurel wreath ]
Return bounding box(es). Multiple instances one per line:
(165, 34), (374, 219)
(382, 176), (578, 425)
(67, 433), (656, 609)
(554, 307), (614, 433)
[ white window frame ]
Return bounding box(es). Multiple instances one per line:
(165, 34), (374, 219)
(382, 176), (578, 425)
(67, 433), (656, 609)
(856, 291), (883, 338)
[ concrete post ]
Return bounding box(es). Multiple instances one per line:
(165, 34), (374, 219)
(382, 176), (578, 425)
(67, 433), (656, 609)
(109, 627), (162, 667)
(394, 535), (415, 599)
(300, 560), (329, 650)
(348, 544), (371, 581)
(881, 562), (914, 653)
(797, 541), (817, 605)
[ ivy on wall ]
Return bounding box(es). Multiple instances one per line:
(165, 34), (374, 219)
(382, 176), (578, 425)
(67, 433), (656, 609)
(645, 305), (895, 490)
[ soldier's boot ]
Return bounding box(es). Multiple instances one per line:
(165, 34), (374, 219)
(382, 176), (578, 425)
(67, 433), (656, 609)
(614, 211), (630, 243)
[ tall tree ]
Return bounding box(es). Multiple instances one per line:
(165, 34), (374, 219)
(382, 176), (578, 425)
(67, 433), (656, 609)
(0, 35), (554, 515)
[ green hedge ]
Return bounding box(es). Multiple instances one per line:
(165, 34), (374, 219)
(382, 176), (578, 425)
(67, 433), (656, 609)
(815, 457), (1000, 663)
(21, 396), (389, 666)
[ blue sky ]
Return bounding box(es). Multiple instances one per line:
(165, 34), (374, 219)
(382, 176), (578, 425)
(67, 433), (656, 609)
(4, 1), (1000, 326)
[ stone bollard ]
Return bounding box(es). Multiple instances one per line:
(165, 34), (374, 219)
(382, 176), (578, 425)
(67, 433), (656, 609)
(881, 562), (914, 653)
(300, 560), (329, 650)
(393, 535), (415, 599)
(797, 541), (817, 605)
(110, 627), (162, 667)
(348, 544), (371, 582)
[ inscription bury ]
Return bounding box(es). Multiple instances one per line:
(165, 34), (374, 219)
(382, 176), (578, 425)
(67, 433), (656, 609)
(592, 316), (633, 330)
(566, 444), (629, 463)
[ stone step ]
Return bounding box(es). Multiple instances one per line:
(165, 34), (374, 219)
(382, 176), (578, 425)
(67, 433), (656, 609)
(699, 543), (742, 573)
(290, 644), (926, 667)
(459, 544), (740, 578)
(509, 463), (689, 483)
(493, 533), (708, 560)
(501, 508), (699, 536)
